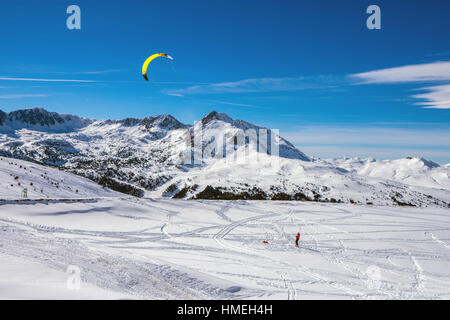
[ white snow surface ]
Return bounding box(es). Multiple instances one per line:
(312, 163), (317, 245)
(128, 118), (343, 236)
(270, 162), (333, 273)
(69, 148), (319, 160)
(0, 252), (130, 299)
(0, 157), (119, 199)
(0, 197), (449, 300)
(325, 157), (450, 190)
(150, 153), (450, 207)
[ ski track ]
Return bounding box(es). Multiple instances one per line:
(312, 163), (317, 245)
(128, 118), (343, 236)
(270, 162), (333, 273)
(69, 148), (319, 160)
(280, 273), (297, 300)
(287, 206), (449, 299)
(426, 232), (450, 250)
(0, 223), (233, 300)
(409, 254), (425, 299)
(212, 208), (366, 298)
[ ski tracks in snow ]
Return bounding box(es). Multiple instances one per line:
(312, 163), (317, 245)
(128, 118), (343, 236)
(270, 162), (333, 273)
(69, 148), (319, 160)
(426, 232), (450, 250)
(212, 207), (365, 298)
(280, 273), (297, 300)
(0, 223), (226, 299)
(213, 213), (279, 255)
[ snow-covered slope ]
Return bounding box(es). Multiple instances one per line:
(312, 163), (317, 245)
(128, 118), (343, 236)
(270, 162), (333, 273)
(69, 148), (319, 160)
(0, 252), (129, 299)
(150, 152), (450, 207)
(198, 111), (309, 161)
(0, 157), (119, 199)
(325, 157), (450, 190)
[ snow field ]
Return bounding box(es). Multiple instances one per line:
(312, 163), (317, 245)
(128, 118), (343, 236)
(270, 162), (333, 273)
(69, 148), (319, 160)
(0, 198), (449, 299)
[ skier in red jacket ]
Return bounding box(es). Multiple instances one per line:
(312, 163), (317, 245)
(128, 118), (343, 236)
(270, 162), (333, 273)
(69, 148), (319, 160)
(295, 233), (300, 247)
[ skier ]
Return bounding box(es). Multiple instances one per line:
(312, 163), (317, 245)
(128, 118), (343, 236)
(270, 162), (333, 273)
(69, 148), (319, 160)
(295, 232), (300, 247)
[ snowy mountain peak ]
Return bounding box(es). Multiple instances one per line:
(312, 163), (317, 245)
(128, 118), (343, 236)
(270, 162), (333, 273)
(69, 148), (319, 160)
(200, 110), (275, 133)
(194, 111), (311, 162)
(9, 108), (72, 125)
(0, 108), (91, 132)
(118, 118), (142, 127)
(201, 111), (234, 125)
(140, 114), (188, 130)
(409, 157), (440, 169)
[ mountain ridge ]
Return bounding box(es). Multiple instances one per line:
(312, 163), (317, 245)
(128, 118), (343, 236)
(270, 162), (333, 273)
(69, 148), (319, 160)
(0, 107), (448, 207)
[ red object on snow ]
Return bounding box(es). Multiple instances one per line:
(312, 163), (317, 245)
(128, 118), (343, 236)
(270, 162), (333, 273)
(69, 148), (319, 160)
(262, 241), (269, 244)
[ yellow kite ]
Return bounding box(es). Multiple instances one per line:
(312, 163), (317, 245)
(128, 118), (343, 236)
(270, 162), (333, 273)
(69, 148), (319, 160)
(142, 53), (173, 81)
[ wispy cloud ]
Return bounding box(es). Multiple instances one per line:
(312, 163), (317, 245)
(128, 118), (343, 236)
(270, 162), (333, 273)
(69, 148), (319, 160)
(0, 77), (94, 83)
(0, 94), (48, 99)
(50, 69), (126, 75)
(350, 61), (450, 84)
(208, 99), (263, 109)
(413, 84), (450, 109)
(349, 61), (450, 109)
(163, 76), (337, 96)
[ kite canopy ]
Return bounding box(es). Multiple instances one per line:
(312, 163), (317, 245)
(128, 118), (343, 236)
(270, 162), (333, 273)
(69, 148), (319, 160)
(142, 53), (173, 81)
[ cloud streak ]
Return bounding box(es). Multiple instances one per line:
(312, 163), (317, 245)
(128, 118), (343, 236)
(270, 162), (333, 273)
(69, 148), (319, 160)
(413, 84), (450, 109)
(0, 77), (95, 83)
(163, 76), (337, 96)
(0, 94), (48, 99)
(350, 61), (450, 84)
(208, 99), (263, 109)
(350, 61), (450, 109)
(48, 69), (126, 75)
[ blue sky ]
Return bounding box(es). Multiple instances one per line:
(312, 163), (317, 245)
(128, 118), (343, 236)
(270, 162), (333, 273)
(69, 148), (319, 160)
(0, 0), (449, 162)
